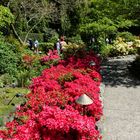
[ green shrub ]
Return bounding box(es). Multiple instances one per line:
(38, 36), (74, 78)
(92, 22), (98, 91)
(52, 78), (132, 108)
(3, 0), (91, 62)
(117, 32), (135, 42)
(16, 54), (48, 87)
(15, 70), (31, 87)
(5, 35), (20, 47)
(0, 74), (15, 87)
(43, 29), (59, 42)
(58, 73), (75, 85)
(62, 43), (86, 59)
(67, 35), (84, 44)
(39, 42), (54, 53)
(0, 87), (29, 122)
(0, 41), (21, 75)
(100, 44), (113, 58)
(133, 39), (140, 54)
(110, 37), (137, 56)
(20, 32), (44, 42)
(0, 117), (4, 126)
(48, 32), (59, 43)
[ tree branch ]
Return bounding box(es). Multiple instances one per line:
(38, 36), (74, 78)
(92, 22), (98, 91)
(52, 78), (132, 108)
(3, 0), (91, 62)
(24, 16), (44, 43)
(11, 24), (24, 45)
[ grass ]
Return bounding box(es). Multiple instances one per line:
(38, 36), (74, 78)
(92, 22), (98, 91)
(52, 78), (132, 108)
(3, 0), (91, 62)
(0, 87), (30, 127)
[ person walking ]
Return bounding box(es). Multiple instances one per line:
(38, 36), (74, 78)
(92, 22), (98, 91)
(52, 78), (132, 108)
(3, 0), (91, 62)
(60, 36), (67, 53)
(28, 39), (33, 50)
(56, 39), (61, 55)
(34, 40), (39, 54)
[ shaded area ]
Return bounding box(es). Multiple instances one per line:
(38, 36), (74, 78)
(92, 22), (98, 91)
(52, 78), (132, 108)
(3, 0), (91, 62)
(101, 55), (140, 87)
(98, 55), (140, 140)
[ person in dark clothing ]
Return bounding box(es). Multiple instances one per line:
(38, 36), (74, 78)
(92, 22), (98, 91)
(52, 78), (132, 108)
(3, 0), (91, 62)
(28, 39), (33, 50)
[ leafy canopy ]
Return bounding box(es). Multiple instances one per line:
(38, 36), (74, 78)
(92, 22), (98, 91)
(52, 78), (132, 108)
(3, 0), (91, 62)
(0, 5), (14, 30)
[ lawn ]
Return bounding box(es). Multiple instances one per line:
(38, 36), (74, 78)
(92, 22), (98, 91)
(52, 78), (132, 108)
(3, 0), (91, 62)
(0, 87), (29, 127)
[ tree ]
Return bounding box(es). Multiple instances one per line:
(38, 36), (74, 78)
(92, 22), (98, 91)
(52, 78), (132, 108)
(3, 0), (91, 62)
(0, 5), (14, 35)
(49, 0), (87, 36)
(79, 0), (136, 45)
(7, 0), (56, 45)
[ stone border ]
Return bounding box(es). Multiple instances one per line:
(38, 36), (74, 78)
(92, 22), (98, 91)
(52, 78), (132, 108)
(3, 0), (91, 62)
(99, 83), (105, 107)
(96, 83), (106, 135)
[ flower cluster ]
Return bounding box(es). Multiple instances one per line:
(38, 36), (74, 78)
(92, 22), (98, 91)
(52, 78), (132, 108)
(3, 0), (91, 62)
(0, 51), (103, 140)
(40, 50), (60, 64)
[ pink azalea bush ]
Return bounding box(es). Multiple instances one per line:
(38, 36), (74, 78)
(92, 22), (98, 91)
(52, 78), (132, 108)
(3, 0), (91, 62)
(0, 50), (103, 140)
(40, 50), (60, 65)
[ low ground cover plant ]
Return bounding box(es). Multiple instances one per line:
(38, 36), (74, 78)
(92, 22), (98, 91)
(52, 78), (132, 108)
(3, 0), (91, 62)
(0, 51), (103, 140)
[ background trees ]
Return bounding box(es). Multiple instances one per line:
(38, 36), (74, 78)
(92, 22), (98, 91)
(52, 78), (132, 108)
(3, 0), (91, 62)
(79, 0), (139, 45)
(7, 0), (57, 44)
(0, 0), (140, 44)
(0, 5), (14, 35)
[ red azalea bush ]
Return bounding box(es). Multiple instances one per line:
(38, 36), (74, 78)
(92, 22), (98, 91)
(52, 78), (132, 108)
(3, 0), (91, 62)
(0, 50), (103, 140)
(1, 106), (101, 140)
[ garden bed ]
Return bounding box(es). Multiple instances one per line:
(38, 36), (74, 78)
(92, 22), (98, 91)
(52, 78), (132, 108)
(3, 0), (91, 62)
(0, 51), (103, 140)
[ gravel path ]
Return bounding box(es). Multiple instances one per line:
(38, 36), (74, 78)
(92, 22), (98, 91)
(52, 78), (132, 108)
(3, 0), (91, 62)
(99, 55), (140, 140)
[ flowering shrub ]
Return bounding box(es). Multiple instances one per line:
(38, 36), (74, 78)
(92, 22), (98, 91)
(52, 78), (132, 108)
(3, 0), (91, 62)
(0, 106), (102, 140)
(111, 37), (138, 56)
(0, 50), (103, 140)
(40, 50), (60, 65)
(22, 55), (35, 65)
(61, 43), (85, 58)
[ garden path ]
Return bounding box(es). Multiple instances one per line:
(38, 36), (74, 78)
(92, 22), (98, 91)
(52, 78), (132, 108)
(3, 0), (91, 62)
(99, 55), (140, 140)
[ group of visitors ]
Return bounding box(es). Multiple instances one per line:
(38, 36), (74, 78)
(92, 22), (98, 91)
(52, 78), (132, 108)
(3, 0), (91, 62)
(55, 36), (67, 55)
(28, 35), (67, 55)
(28, 39), (39, 54)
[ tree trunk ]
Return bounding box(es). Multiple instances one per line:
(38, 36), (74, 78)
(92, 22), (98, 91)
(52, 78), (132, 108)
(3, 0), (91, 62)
(11, 24), (24, 45)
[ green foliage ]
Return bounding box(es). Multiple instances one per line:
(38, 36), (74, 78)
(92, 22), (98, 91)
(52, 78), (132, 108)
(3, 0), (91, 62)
(67, 35), (84, 44)
(5, 35), (21, 48)
(43, 29), (59, 43)
(0, 41), (21, 75)
(58, 73), (75, 85)
(80, 17), (117, 45)
(1, 0), (139, 45)
(48, 33), (59, 44)
(133, 39), (140, 54)
(55, 0), (85, 36)
(100, 45), (113, 58)
(117, 32), (135, 42)
(39, 42), (54, 53)
(99, 37), (139, 57)
(0, 87), (29, 126)
(20, 32), (44, 42)
(15, 70), (31, 88)
(117, 19), (134, 29)
(111, 37), (137, 56)
(79, 0), (138, 45)
(62, 43), (86, 59)
(14, 53), (49, 87)
(0, 74), (15, 87)
(0, 117), (4, 126)
(0, 5), (14, 30)
(8, 0), (55, 43)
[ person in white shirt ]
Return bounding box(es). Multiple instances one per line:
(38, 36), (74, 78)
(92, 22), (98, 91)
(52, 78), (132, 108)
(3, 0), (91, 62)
(34, 40), (39, 54)
(56, 39), (61, 55)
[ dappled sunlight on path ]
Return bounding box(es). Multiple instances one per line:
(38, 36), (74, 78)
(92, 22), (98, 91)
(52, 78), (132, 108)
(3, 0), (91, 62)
(99, 55), (140, 140)
(101, 55), (140, 87)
